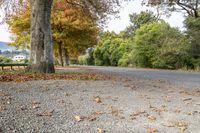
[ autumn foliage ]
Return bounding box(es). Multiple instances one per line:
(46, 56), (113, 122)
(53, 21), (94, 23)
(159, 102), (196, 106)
(0, 72), (111, 82)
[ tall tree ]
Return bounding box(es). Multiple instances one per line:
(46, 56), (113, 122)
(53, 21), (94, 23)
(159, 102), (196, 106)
(29, 0), (54, 73)
(123, 11), (159, 37)
(8, 1), (98, 67)
(0, 0), (120, 73)
(146, 0), (200, 18)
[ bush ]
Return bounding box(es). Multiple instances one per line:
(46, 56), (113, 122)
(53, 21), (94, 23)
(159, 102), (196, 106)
(118, 52), (135, 67)
(133, 22), (189, 69)
(78, 53), (94, 65)
(0, 55), (13, 63)
(191, 58), (200, 70)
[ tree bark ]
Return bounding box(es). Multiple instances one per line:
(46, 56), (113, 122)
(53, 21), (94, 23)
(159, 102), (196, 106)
(58, 43), (63, 66)
(63, 48), (69, 66)
(28, 0), (55, 73)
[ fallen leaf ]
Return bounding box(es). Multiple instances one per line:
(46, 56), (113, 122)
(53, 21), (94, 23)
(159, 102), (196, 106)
(94, 96), (102, 103)
(0, 91), (10, 97)
(187, 112), (193, 115)
(129, 110), (146, 120)
(147, 116), (156, 121)
(147, 128), (157, 133)
(0, 105), (6, 112)
(64, 92), (70, 96)
(32, 101), (40, 105)
(175, 121), (188, 131)
(97, 128), (104, 133)
(16, 105), (28, 112)
(32, 105), (40, 109)
(75, 115), (84, 122)
(172, 108), (181, 113)
(162, 121), (188, 131)
(151, 105), (167, 113)
(162, 123), (175, 127)
(16, 89), (24, 93)
(164, 96), (171, 102)
(110, 106), (122, 116)
(182, 98), (192, 102)
(36, 110), (54, 117)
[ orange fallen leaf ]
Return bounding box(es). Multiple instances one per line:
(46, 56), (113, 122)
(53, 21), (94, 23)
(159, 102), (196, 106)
(94, 96), (102, 103)
(147, 128), (157, 133)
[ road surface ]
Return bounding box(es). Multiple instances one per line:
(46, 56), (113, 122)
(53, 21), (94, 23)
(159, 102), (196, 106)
(80, 66), (200, 87)
(1, 66), (200, 133)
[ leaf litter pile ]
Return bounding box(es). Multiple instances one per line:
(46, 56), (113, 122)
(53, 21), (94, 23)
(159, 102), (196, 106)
(0, 72), (111, 82)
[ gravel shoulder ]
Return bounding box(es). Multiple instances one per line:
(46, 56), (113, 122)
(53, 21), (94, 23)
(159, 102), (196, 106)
(0, 67), (200, 133)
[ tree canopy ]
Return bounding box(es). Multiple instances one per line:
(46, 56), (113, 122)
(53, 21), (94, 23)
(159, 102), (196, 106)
(0, 0), (121, 73)
(147, 0), (200, 17)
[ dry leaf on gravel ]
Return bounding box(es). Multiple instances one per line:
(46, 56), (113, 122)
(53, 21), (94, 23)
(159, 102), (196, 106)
(130, 110), (146, 117)
(16, 89), (24, 93)
(0, 105), (6, 112)
(175, 121), (188, 131)
(0, 91), (10, 97)
(32, 101), (40, 109)
(162, 121), (188, 131)
(147, 128), (157, 133)
(32, 105), (40, 109)
(172, 108), (181, 113)
(64, 92), (70, 96)
(110, 106), (122, 117)
(16, 105), (27, 111)
(151, 105), (167, 113)
(94, 96), (102, 103)
(187, 112), (193, 115)
(107, 96), (118, 101)
(97, 128), (104, 133)
(179, 90), (200, 97)
(32, 101), (40, 105)
(74, 115), (85, 122)
(164, 96), (171, 102)
(162, 123), (175, 127)
(147, 116), (156, 121)
(182, 98), (192, 102)
(36, 110), (54, 117)
(88, 115), (97, 121)
(129, 110), (146, 120)
(87, 112), (103, 121)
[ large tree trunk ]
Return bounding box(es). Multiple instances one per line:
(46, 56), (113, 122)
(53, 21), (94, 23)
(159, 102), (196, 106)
(28, 0), (55, 73)
(58, 43), (63, 66)
(63, 48), (69, 66)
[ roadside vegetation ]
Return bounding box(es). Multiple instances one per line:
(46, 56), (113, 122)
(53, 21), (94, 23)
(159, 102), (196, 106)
(2, 1), (200, 71)
(78, 11), (200, 71)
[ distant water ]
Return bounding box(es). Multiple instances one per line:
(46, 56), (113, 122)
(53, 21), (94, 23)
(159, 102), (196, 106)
(0, 41), (16, 51)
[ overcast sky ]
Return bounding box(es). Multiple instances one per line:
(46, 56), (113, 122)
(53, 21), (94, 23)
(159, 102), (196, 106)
(0, 0), (185, 42)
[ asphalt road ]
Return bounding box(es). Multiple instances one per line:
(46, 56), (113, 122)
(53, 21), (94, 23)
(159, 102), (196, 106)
(81, 66), (200, 88)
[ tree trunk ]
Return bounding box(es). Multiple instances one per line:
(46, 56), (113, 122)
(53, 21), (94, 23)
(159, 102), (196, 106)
(63, 48), (69, 66)
(58, 43), (63, 66)
(28, 0), (55, 73)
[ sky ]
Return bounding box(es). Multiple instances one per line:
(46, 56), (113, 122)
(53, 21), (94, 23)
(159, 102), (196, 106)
(0, 0), (185, 42)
